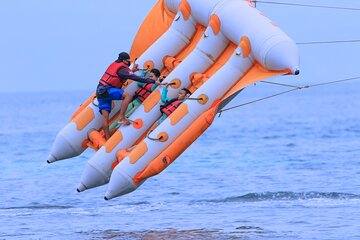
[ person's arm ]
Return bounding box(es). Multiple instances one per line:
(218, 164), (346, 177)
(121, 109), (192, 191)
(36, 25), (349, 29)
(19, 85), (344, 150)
(138, 71), (147, 87)
(140, 70), (148, 77)
(161, 87), (172, 103)
(117, 68), (155, 84)
(150, 84), (158, 92)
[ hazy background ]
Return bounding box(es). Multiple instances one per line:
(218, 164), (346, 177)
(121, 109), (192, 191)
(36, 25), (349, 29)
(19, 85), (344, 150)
(1, 2), (360, 239)
(0, 0), (359, 93)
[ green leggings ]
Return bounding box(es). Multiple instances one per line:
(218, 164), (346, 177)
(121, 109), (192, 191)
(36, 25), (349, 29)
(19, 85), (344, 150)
(109, 98), (142, 131)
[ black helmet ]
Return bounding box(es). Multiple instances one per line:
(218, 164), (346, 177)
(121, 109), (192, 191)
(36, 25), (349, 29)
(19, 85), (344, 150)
(118, 52), (130, 60)
(150, 68), (161, 78)
(182, 88), (192, 95)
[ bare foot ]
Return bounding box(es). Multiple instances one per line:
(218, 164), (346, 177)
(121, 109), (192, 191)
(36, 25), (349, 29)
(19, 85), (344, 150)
(117, 118), (131, 125)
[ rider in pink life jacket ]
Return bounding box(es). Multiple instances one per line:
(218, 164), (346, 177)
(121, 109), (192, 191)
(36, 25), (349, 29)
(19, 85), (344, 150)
(96, 52), (161, 140)
(147, 84), (191, 133)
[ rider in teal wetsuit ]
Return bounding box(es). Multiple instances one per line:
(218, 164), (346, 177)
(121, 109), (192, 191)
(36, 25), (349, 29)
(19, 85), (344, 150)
(147, 84), (192, 133)
(127, 68), (162, 116)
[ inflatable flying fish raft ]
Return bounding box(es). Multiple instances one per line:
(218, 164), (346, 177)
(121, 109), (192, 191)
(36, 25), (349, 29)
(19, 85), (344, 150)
(48, 0), (299, 200)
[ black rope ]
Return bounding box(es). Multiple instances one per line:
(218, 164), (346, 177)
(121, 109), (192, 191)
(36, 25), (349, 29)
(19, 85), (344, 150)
(250, 1), (360, 46)
(146, 131), (163, 141)
(260, 80), (302, 89)
(187, 97), (203, 101)
(254, 1), (360, 11)
(125, 118), (136, 124)
(248, 0), (257, 8)
(297, 40), (360, 45)
(219, 88), (298, 114)
(147, 135), (163, 141)
(160, 82), (176, 86)
(307, 76), (360, 88)
(218, 76), (360, 115)
(110, 117), (137, 131)
(92, 96), (98, 107)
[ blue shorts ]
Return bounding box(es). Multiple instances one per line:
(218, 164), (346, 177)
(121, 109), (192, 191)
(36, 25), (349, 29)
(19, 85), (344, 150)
(97, 86), (124, 113)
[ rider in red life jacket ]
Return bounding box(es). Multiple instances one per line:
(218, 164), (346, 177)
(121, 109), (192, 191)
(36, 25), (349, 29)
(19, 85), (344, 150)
(96, 52), (161, 140)
(147, 84), (192, 133)
(133, 68), (162, 102)
(127, 68), (164, 113)
(109, 68), (163, 131)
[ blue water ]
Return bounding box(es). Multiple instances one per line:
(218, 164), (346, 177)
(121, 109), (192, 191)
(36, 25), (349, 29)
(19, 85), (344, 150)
(1, 81), (360, 240)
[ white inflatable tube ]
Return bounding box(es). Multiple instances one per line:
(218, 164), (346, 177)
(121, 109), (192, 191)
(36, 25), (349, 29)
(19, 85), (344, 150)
(47, 4), (196, 163)
(48, 0), (300, 200)
(47, 99), (121, 163)
(77, 24), (229, 192)
(217, 0), (299, 73)
(105, 46), (255, 199)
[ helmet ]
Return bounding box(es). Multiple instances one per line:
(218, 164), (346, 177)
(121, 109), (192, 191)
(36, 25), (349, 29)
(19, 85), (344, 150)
(118, 52), (130, 60)
(150, 68), (161, 78)
(182, 88), (192, 95)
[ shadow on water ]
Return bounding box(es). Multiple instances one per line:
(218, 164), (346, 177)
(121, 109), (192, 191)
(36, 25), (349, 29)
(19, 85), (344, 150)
(77, 228), (264, 240)
(196, 191), (360, 203)
(0, 204), (73, 210)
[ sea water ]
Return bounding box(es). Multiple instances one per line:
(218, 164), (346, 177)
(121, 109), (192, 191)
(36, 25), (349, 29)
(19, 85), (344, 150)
(1, 81), (359, 240)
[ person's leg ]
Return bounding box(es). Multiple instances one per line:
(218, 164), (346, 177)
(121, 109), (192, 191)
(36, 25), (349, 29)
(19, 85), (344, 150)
(106, 88), (131, 125)
(97, 96), (112, 139)
(109, 99), (139, 131)
(117, 92), (131, 125)
(125, 99), (141, 117)
(101, 110), (111, 140)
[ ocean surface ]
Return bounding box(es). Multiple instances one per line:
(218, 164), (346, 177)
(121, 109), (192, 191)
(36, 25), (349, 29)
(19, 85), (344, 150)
(1, 81), (360, 240)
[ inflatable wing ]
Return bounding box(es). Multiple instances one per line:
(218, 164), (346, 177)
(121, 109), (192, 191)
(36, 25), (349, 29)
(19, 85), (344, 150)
(48, 0), (299, 200)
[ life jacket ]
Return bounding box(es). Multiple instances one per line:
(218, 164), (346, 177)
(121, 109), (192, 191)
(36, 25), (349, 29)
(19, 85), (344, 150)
(133, 83), (154, 102)
(99, 61), (129, 88)
(160, 99), (183, 116)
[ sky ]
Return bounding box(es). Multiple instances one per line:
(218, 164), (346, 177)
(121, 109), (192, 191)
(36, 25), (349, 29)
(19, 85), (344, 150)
(0, 0), (359, 93)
